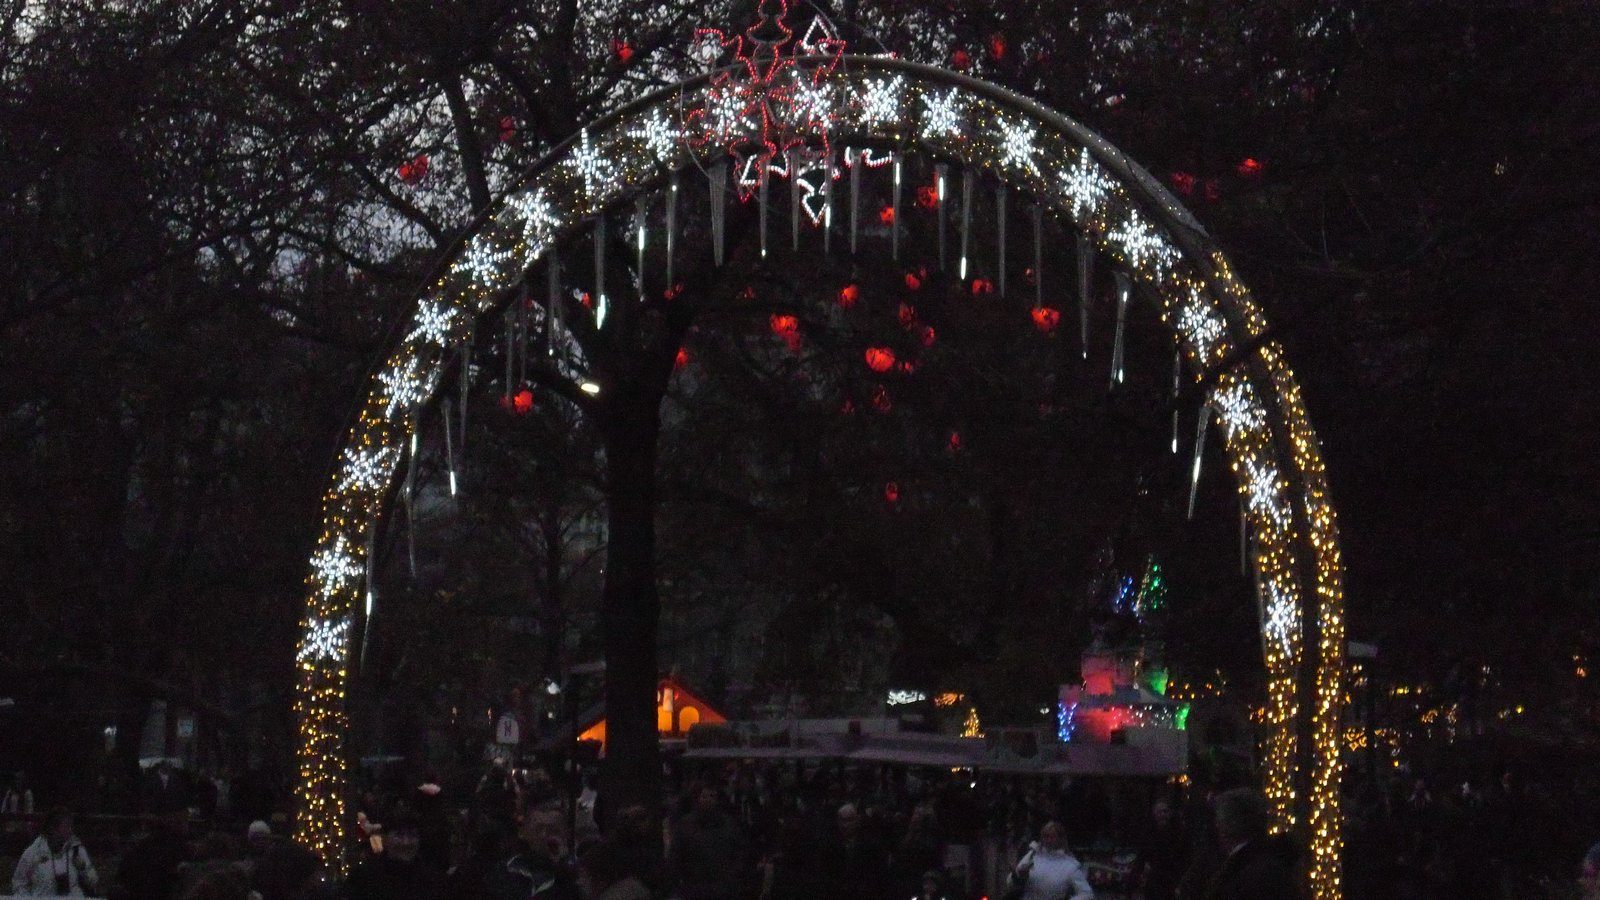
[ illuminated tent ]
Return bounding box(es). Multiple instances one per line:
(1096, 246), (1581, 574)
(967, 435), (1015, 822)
(576, 677), (727, 749)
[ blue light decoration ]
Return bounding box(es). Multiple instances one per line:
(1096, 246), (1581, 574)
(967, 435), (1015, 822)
(1057, 698), (1080, 741)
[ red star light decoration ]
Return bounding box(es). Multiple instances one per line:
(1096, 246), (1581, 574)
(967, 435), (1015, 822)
(686, 0), (846, 200)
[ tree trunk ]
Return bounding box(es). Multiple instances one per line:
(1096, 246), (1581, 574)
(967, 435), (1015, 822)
(597, 393), (662, 828)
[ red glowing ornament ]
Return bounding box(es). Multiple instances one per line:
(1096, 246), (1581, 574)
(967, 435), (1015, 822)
(878, 206), (896, 225)
(397, 154), (430, 184)
(864, 347), (896, 373)
(1237, 157), (1263, 177)
(917, 324), (936, 347)
(970, 278), (995, 296)
(512, 389), (534, 415)
(948, 430), (962, 452)
(1031, 307), (1062, 333)
(1170, 171), (1196, 195)
(897, 360), (916, 374)
(664, 282), (685, 300)
(498, 117), (517, 142)
(915, 185), (939, 210)
(904, 271), (923, 291)
(898, 303), (916, 326)
(988, 33), (1007, 60)
(770, 314), (801, 351)
(674, 348), (689, 370)
(884, 481), (901, 504)
(951, 48), (972, 70)
(611, 38), (635, 63)
(579, 292), (593, 309)
(837, 283), (860, 308)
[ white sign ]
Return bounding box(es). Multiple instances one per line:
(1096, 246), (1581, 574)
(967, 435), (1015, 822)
(495, 713), (521, 746)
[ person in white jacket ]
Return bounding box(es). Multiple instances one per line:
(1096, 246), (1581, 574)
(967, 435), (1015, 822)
(1011, 821), (1094, 900)
(10, 807), (99, 897)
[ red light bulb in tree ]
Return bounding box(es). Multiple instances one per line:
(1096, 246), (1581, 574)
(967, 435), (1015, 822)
(878, 206), (896, 225)
(917, 324), (936, 347)
(951, 48), (972, 70)
(769, 314), (801, 351)
(904, 271), (923, 291)
(864, 347), (896, 373)
(612, 38), (635, 63)
(948, 430), (962, 452)
(498, 117), (517, 142)
(838, 283), (860, 308)
(988, 33), (1007, 60)
(915, 185), (939, 210)
(1031, 307), (1062, 333)
(674, 348), (689, 370)
(898, 303), (916, 326)
(512, 389), (534, 415)
(1237, 157), (1263, 177)
(397, 154), (430, 184)
(884, 481), (901, 504)
(970, 278), (994, 296)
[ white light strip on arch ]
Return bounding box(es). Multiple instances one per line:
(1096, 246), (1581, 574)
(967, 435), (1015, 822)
(293, 56), (1345, 899)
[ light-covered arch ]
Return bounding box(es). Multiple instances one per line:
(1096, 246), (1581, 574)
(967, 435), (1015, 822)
(292, 49), (1345, 898)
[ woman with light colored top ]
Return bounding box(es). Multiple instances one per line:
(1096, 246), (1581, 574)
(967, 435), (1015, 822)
(1010, 820), (1094, 900)
(10, 807), (99, 896)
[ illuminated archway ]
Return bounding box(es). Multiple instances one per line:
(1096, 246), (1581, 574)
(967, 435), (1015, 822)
(292, 21), (1345, 898)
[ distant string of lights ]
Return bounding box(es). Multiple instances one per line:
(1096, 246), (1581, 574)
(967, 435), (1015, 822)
(291, 30), (1346, 898)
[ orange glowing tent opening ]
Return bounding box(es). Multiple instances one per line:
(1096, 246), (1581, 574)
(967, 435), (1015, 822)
(576, 678), (728, 749)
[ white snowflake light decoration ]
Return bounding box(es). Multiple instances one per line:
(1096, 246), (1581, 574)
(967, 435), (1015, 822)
(378, 355), (437, 417)
(297, 617), (350, 664)
(628, 107), (681, 164)
(310, 533), (363, 600)
(997, 118), (1039, 175)
(704, 87), (753, 143)
(1243, 456), (1293, 531)
(789, 74), (834, 130)
(1263, 581), (1299, 658)
(1061, 147), (1113, 220)
(453, 236), (513, 290)
(336, 445), (400, 494)
(1213, 381), (1267, 440)
(920, 88), (965, 140)
(1176, 290), (1227, 360)
(562, 128), (617, 197)
(406, 300), (459, 347)
(1108, 208), (1179, 275)
(506, 187), (561, 254)
(855, 76), (904, 127)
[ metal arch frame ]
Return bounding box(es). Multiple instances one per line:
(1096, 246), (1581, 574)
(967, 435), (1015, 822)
(293, 54), (1346, 897)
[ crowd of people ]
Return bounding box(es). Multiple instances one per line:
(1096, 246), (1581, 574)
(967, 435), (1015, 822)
(5, 755), (1600, 898)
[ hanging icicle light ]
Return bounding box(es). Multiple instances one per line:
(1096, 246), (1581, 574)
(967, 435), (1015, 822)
(1110, 272), (1131, 387)
(1187, 402), (1211, 519)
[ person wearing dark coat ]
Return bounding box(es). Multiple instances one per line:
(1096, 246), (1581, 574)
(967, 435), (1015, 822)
(1202, 789), (1302, 900)
(816, 803), (890, 900)
(1134, 799), (1185, 900)
(115, 813), (191, 900)
(486, 806), (579, 900)
(342, 813), (447, 900)
(668, 785), (747, 900)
